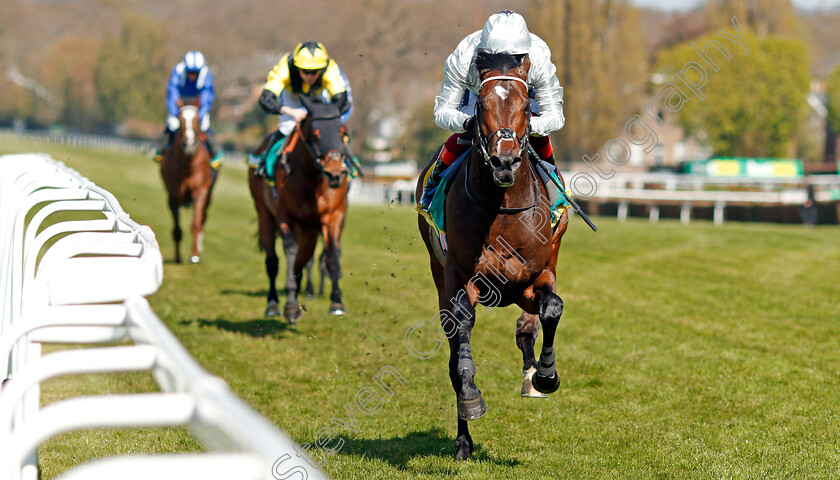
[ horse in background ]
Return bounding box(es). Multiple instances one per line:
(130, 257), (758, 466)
(248, 95), (350, 323)
(415, 51), (569, 460)
(160, 103), (216, 264)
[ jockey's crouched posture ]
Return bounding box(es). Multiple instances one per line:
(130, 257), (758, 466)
(418, 10), (565, 216)
(155, 51), (223, 168)
(249, 41), (361, 182)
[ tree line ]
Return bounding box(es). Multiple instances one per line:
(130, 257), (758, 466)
(0, 0), (834, 165)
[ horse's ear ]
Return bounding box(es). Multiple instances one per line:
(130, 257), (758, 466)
(299, 94), (314, 113)
(517, 54), (531, 76)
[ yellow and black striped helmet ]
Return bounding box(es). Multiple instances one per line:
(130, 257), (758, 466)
(292, 41), (329, 70)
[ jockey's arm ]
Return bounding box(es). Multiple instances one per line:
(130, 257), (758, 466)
(323, 61), (352, 117)
(529, 68), (565, 136)
(198, 69), (215, 119)
(528, 39), (565, 136)
(166, 66), (182, 118)
(260, 55), (293, 115)
(258, 89), (283, 114)
(331, 91), (351, 117)
(433, 36), (474, 133)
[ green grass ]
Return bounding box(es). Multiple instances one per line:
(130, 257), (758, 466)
(3, 138), (840, 479)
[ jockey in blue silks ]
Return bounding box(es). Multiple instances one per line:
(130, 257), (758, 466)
(156, 50), (222, 168)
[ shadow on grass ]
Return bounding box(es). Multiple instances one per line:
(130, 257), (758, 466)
(340, 427), (520, 470)
(183, 317), (296, 337)
(220, 288), (273, 298)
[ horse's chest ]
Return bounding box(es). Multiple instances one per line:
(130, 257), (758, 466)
(474, 240), (544, 286)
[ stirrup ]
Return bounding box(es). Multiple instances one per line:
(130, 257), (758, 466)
(210, 154), (223, 170)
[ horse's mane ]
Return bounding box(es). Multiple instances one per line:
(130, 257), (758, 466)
(474, 50), (526, 75)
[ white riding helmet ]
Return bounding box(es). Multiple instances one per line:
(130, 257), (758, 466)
(183, 50), (206, 72)
(478, 10), (531, 54)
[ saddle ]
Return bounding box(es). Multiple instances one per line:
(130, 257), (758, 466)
(419, 149), (569, 232)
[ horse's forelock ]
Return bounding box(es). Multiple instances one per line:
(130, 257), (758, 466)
(475, 50), (526, 77)
(307, 101), (341, 120)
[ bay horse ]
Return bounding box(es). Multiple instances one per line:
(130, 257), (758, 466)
(248, 95), (350, 323)
(160, 103), (216, 264)
(416, 51), (569, 461)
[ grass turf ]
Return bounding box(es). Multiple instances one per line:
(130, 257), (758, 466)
(2, 139), (839, 479)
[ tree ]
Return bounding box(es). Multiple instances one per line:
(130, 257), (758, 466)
(527, 0), (648, 164)
(95, 14), (167, 125)
(705, 0), (800, 38)
(656, 30), (810, 157)
(826, 63), (840, 136)
(42, 35), (101, 129)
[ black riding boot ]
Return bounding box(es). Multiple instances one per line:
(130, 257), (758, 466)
(419, 156), (447, 212)
(155, 128), (174, 160)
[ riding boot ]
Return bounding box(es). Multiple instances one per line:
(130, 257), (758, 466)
(155, 128), (173, 162)
(342, 133), (363, 178)
(205, 129), (223, 169)
(419, 153), (448, 213)
(542, 152), (558, 170)
(257, 131), (286, 182)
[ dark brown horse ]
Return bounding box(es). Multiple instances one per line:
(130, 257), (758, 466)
(416, 51), (569, 461)
(160, 104), (216, 264)
(248, 95), (350, 323)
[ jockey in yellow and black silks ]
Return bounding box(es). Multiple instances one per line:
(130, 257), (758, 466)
(249, 41), (359, 180)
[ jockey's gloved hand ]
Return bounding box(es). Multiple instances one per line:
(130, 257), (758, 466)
(462, 116), (475, 133)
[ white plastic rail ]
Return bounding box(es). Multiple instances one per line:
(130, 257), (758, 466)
(0, 154), (325, 480)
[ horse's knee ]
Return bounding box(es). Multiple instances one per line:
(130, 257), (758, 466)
(515, 312), (539, 338)
(539, 293), (563, 324)
(282, 234), (297, 255)
(325, 248), (341, 278)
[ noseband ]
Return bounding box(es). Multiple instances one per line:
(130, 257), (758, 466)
(473, 75), (531, 164)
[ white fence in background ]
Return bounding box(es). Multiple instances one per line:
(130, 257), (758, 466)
(379, 171), (840, 224)
(6, 127), (839, 222)
(0, 128), (245, 167)
(0, 154), (325, 480)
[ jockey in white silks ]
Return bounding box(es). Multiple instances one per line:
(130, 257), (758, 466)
(419, 10), (566, 214)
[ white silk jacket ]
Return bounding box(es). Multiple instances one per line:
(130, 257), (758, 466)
(433, 31), (565, 137)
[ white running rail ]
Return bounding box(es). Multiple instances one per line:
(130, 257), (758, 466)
(0, 154), (325, 480)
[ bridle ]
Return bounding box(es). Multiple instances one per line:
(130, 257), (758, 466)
(464, 74), (540, 214)
(298, 112), (348, 177)
(472, 75), (531, 165)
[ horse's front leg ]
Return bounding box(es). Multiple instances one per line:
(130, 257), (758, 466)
(443, 280), (484, 460)
(260, 210), (280, 317)
(322, 212), (346, 315)
(189, 187), (210, 263)
(519, 271), (564, 394)
(168, 195), (182, 264)
(279, 220), (301, 323)
(516, 312), (546, 397)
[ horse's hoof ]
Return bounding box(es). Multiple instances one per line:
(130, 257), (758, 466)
(189, 255), (200, 264)
(533, 371), (561, 394)
(457, 393), (487, 421)
(521, 366), (548, 398)
(265, 300), (280, 317)
(328, 303), (346, 316)
(284, 304), (303, 324)
(454, 436), (473, 461)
